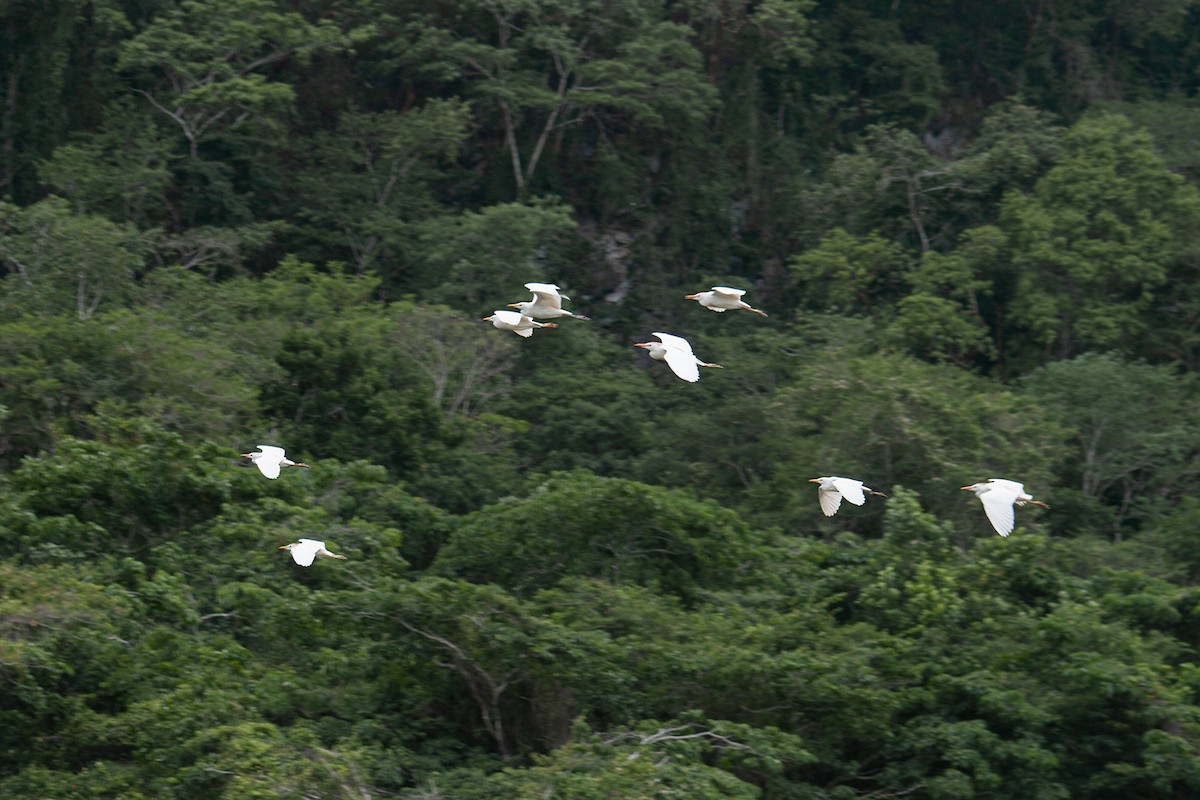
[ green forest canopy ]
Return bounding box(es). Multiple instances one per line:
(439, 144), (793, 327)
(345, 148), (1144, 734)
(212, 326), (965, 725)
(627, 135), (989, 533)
(4, 0), (1200, 797)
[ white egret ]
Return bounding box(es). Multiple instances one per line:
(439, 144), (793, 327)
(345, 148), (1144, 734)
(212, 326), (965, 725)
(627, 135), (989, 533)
(508, 282), (589, 320)
(960, 478), (1049, 537)
(241, 445), (309, 479)
(809, 476), (887, 516)
(685, 286), (768, 317)
(279, 538), (347, 566)
(483, 309), (558, 338)
(634, 332), (722, 382)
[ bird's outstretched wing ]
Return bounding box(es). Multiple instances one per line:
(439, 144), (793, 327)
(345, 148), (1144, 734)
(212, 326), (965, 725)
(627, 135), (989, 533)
(818, 487), (844, 516)
(653, 333), (701, 382)
(291, 539), (324, 566)
(493, 309), (525, 326)
(980, 489), (1018, 537)
(254, 445), (285, 479)
(987, 478), (1027, 494)
(524, 282), (564, 310)
(831, 477), (866, 506)
(653, 332), (692, 350)
(711, 286), (746, 299)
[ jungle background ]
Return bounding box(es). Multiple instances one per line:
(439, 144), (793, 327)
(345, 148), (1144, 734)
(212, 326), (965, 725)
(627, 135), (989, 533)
(4, 0), (1200, 797)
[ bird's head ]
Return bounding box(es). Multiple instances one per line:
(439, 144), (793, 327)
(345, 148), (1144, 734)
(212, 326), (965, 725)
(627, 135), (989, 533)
(634, 342), (652, 349)
(960, 483), (983, 492)
(482, 315), (494, 322)
(239, 452), (254, 459)
(278, 543), (296, 551)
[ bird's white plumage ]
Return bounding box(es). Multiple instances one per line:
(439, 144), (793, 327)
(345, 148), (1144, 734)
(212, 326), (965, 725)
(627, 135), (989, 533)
(509, 283), (588, 320)
(525, 282), (566, 309)
(818, 486), (844, 516)
(685, 286), (767, 316)
(987, 478), (1027, 495)
(811, 476), (876, 517)
(979, 488), (1018, 537)
(247, 445), (287, 479)
(280, 538), (347, 566)
(653, 332), (701, 382)
(287, 538), (325, 566)
(962, 478), (1046, 537)
(491, 309), (529, 327)
(485, 309), (553, 338)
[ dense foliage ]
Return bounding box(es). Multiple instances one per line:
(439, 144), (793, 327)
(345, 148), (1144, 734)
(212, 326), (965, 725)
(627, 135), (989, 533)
(4, 0), (1200, 797)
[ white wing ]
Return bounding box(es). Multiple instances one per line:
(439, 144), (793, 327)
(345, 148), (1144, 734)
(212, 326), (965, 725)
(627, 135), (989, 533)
(979, 488), (1018, 537)
(818, 487), (844, 516)
(831, 477), (866, 506)
(524, 283), (564, 310)
(492, 309), (525, 327)
(711, 286), (746, 299)
(290, 539), (324, 566)
(513, 326), (534, 338)
(652, 332), (693, 351)
(987, 478), (1027, 494)
(254, 445), (285, 479)
(653, 333), (701, 382)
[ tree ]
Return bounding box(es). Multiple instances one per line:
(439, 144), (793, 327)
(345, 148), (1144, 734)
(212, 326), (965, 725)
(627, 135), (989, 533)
(789, 227), (912, 319)
(117, 0), (350, 159)
(996, 113), (1200, 366)
(0, 196), (144, 320)
(298, 101), (472, 273)
(891, 226), (1000, 366)
(432, 471), (763, 600)
(1021, 353), (1200, 536)
(409, 0), (716, 197)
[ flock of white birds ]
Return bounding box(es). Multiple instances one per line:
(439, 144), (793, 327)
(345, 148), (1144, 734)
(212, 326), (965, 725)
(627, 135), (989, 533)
(245, 282), (1048, 566)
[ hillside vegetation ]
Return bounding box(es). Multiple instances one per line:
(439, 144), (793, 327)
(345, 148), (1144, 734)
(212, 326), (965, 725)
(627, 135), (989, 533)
(4, 1), (1200, 797)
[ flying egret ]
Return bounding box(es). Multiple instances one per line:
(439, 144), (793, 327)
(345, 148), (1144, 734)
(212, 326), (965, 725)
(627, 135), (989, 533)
(960, 478), (1050, 537)
(279, 538), (347, 566)
(241, 445), (309, 479)
(809, 476), (887, 516)
(483, 309), (558, 338)
(685, 286), (768, 317)
(508, 282), (590, 320)
(634, 332), (722, 382)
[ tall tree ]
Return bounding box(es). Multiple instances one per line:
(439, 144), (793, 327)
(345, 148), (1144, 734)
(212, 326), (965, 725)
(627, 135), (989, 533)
(116, 0), (348, 160)
(996, 113), (1200, 367)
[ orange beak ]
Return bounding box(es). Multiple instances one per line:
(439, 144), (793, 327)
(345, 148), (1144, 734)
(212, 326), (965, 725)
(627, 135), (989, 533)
(959, 485), (973, 491)
(808, 478), (821, 483)
(685, 294), (698, 299)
